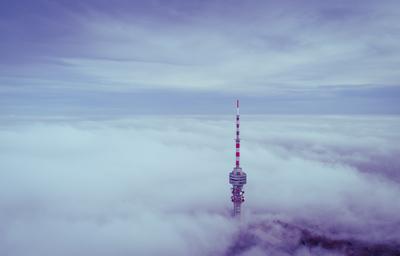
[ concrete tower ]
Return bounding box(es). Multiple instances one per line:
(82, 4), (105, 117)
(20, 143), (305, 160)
(229, 99), (247, 217)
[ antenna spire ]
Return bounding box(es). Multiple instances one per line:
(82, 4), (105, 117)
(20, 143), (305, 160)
(235, 99), (240, 168)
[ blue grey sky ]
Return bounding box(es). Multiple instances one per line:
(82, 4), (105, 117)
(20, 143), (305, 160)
(1, 0), (399, 115)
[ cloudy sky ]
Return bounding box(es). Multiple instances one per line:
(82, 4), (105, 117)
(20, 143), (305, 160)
(1, 0), (399, 115)
(1, 1), (400, 255)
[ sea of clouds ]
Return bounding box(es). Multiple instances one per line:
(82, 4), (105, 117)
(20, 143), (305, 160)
(1, 115), (399, 255)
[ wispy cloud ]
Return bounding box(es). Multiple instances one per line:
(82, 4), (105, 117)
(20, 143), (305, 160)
(1, 0), (399, 95)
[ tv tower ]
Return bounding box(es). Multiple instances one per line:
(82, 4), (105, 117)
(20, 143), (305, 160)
(229, 99), (247, 217)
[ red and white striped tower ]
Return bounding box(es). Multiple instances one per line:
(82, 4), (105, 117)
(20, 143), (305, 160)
(229, 99), (247, 217)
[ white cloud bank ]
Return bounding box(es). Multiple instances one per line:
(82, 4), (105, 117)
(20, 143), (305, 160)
(0, 115), (399, 255)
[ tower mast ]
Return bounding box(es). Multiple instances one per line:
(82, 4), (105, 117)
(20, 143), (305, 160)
(229, 99), (247, 217)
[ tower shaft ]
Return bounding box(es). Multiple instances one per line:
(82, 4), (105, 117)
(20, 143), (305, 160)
(229, 100), (247, 217)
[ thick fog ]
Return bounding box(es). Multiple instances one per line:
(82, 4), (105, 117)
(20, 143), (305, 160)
(1, 115), (399, 255)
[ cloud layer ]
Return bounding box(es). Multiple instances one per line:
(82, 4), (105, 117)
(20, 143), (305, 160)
(1, 115), (399, 255)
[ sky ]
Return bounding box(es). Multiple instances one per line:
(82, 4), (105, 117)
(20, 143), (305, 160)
(1, 1), (400, 255)
(1, 0), (399, 115)
(1, 115), (400, 255)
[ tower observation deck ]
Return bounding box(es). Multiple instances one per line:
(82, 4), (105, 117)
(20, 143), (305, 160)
(229, 99), (247, 217)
